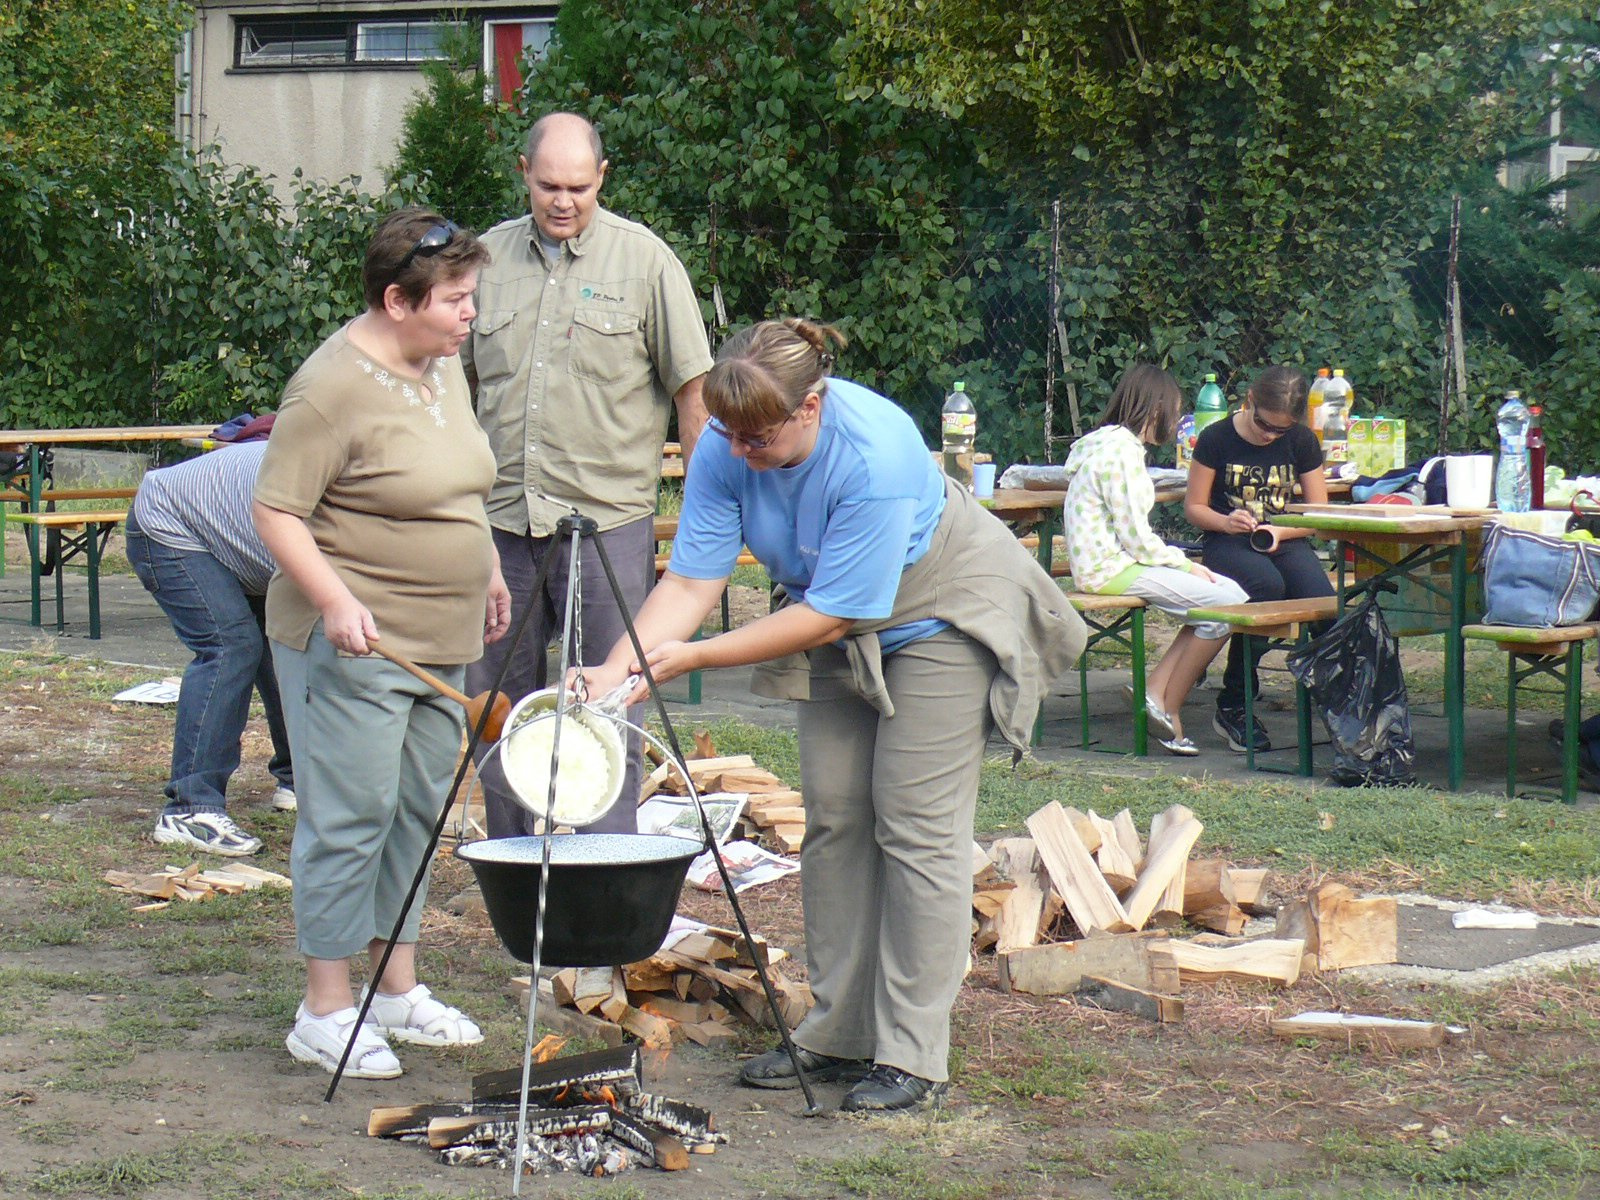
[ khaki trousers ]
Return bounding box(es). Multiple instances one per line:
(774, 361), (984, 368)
(794, 629), (997, 1082)
(274, 627), (464, 959)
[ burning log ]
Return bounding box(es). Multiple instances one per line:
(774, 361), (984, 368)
(609, 1113), (691, 1170)
(472, 1045), (642, 1103)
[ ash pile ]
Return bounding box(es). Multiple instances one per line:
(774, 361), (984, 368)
(369, 1045), (724, 1176)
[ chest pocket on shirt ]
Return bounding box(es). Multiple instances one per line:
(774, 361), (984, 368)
(568, 307), (643, 387)
(470, 310), (519, 384)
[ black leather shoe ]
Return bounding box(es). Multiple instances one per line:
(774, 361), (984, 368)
(738, 1045), (872, 1090)
(839, 1064), (949, 1113)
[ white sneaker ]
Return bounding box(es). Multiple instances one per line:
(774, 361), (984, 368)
(286, 1004), (401, 1079)
(362, 983), (483, 1047)
(271, 786), (297, 812)
(151, 811), (262, 857)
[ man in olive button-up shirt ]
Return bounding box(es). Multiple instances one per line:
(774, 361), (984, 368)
(463, 112), (713, 837)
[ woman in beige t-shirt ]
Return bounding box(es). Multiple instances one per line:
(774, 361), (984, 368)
(255, 208), (511, 1079)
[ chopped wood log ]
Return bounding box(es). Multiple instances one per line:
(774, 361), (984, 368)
(598, 970), (631, 1024)
(619, 1005), (674, 1049)
(1165, 937), (1304, 986)
(700, 768), (789, 794)
(1058, 805), (1102, 854)
(1088, 809), (1136, 892)
(1025, 802), (1131, 935)
(1229, 867), (1271, 913)
(609, 1112), (691, 1170)
(1122, 815), (1203, 931)
(550, 968), (579, 1009)
(1145, 806), (1195, 928)
(622, 1094), (721, 1143)
(691, 729), (717, 759)
(509, 978), (626, 1047)
(637, 995), (719, 1025)
(1111, 809), (1144, 873)
(770, 825), (804, 854)
(1075, 975), (1184, 1024)
(676, 1018), (740, 1048)
(471, 1044), (642, 1103)
(1183, 857), (1246, 934)
(369, 1102), (516, 1139)
(1275, 883), (1398, 971)
(990, 838), (1049, 953)
(431, 1106), (612, 1147)
(998, 930), (1176, 996)
(1270, 1011), (1447, 1050)
(571, 966), (618, 1015)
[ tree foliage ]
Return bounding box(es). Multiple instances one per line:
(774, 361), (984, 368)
(506, 0), (1024, 448)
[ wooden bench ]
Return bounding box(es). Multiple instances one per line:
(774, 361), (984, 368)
(1462, 622), (1600, 804)
(651, 514), (760, 705)
(7, 510), (128, 639)
(1186, 597), (1339, 773)
(1, 485), (139, 578)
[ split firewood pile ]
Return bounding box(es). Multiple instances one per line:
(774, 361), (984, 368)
(369, 1044), (726, 1176)
(512, 923), (812, 1051)
(104, 861), (290, 909)
(641, 743), (806, 855)
(971, 801), (1401, 1023)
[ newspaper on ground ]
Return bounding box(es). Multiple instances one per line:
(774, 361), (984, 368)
(686, 839), (800, 894)
(113, 678), (182, 704)
(637, 793), (746, 845)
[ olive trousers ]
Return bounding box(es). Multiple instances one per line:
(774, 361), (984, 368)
(792, 629), (997, 1083)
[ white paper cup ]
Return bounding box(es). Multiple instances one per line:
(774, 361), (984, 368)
(1445, 455), (1493, 509)
(973, 462), (997, 499)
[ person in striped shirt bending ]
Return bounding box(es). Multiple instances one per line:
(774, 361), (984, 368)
(125, 440), (295, 856)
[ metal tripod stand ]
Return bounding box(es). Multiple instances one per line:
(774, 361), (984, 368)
(323, 512), (823, 1172)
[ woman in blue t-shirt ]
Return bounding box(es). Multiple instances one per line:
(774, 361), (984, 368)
(1183, 365), (1333, 753)
(582, 318), (1081, 1114)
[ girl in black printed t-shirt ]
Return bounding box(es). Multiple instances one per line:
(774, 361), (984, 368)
(1183, 366), (1333, 753)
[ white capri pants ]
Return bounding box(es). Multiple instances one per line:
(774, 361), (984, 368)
(1122, 566), (1248, 640)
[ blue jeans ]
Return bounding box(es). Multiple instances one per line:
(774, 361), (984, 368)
(125, 516), (292, 814)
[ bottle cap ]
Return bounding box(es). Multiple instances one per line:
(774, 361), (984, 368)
(1506, 389), (1520, 399)
(1529, 404), (1542, 414)
(1204, 373), (1216, 382)
(1333, 368), (1345, 377)
(1317, 367), (1330, 378)
(952, 381), (965, 392)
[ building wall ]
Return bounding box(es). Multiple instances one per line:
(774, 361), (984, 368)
(184, 2), (547, 195)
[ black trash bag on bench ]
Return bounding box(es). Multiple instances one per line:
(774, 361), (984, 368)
(1286, 589), (1416, 787)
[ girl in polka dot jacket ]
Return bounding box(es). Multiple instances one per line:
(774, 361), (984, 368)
(1062, 365), (1248, 754)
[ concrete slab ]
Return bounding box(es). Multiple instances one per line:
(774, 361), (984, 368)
(1398, 902), (1600, 970)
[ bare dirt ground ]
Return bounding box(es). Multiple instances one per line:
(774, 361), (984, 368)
(2, 646), (1599, 1199)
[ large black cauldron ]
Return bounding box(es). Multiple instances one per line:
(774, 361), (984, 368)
(455, 834), (702, 966)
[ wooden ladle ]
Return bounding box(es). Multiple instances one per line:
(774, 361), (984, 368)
(371, 644), (511, 742)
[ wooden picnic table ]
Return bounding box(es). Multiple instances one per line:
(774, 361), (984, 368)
(1, 425), (217, 636)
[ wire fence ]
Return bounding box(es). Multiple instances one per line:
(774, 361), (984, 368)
(672, 197), (1578, 466)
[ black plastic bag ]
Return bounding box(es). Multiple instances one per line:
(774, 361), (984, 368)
(1286, 590), (1416, 787)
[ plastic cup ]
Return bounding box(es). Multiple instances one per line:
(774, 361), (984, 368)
(973, 462), (997, 500)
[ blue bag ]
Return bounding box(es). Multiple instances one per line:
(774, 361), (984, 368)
(1480, 522), (1600, 627)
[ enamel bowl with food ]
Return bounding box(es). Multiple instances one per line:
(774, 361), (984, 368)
(498, 688), (627, 827)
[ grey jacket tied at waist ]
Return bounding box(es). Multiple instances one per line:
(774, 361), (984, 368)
(751, 478), (1087, 750)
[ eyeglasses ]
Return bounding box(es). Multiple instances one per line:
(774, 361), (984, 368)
(396, 221), (461, 272)
(1249, 409), (1297, 438)
(706, 412), (795, 451)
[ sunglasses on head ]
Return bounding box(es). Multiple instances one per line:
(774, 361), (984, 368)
(706, 412), (796, 451)
(1249, 408), (1297, 438)
(396, 221), (461, 272)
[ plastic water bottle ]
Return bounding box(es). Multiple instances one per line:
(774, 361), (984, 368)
(1194, 373), (1228, 440)
(1308, 368), (1331, 443)
(941, 380), (976, 490)
(1495, 390), (1532, 513)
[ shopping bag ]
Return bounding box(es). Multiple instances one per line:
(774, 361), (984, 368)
(1286, 591), (1416, 788)
(1480, 521), (1600, 627)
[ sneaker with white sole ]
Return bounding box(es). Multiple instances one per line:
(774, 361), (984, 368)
(361, 983), (483, 1047)
(151, 811), (262, 857)
(286, 1004), (401, 1079)
(271, 786), (297, 812)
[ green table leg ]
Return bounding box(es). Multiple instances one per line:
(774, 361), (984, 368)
(25, 444), (44, 628)
(1131, 608), (1148, 757)
(1447, 543), (1467, 790)
(1295, 625), (1313, 777)
(1562, 641), (1583, 804)
(1242, 634), (1258, 772)
(1504, 651), (1518, 801)
(87, 522), (102, 640)
(1077, 655), (1090, 749)
(1034, 510), (1058, 574)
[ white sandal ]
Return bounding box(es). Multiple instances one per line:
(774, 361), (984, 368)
(286, 1004), (401, 1079)
(362, 983), (483, 1047)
